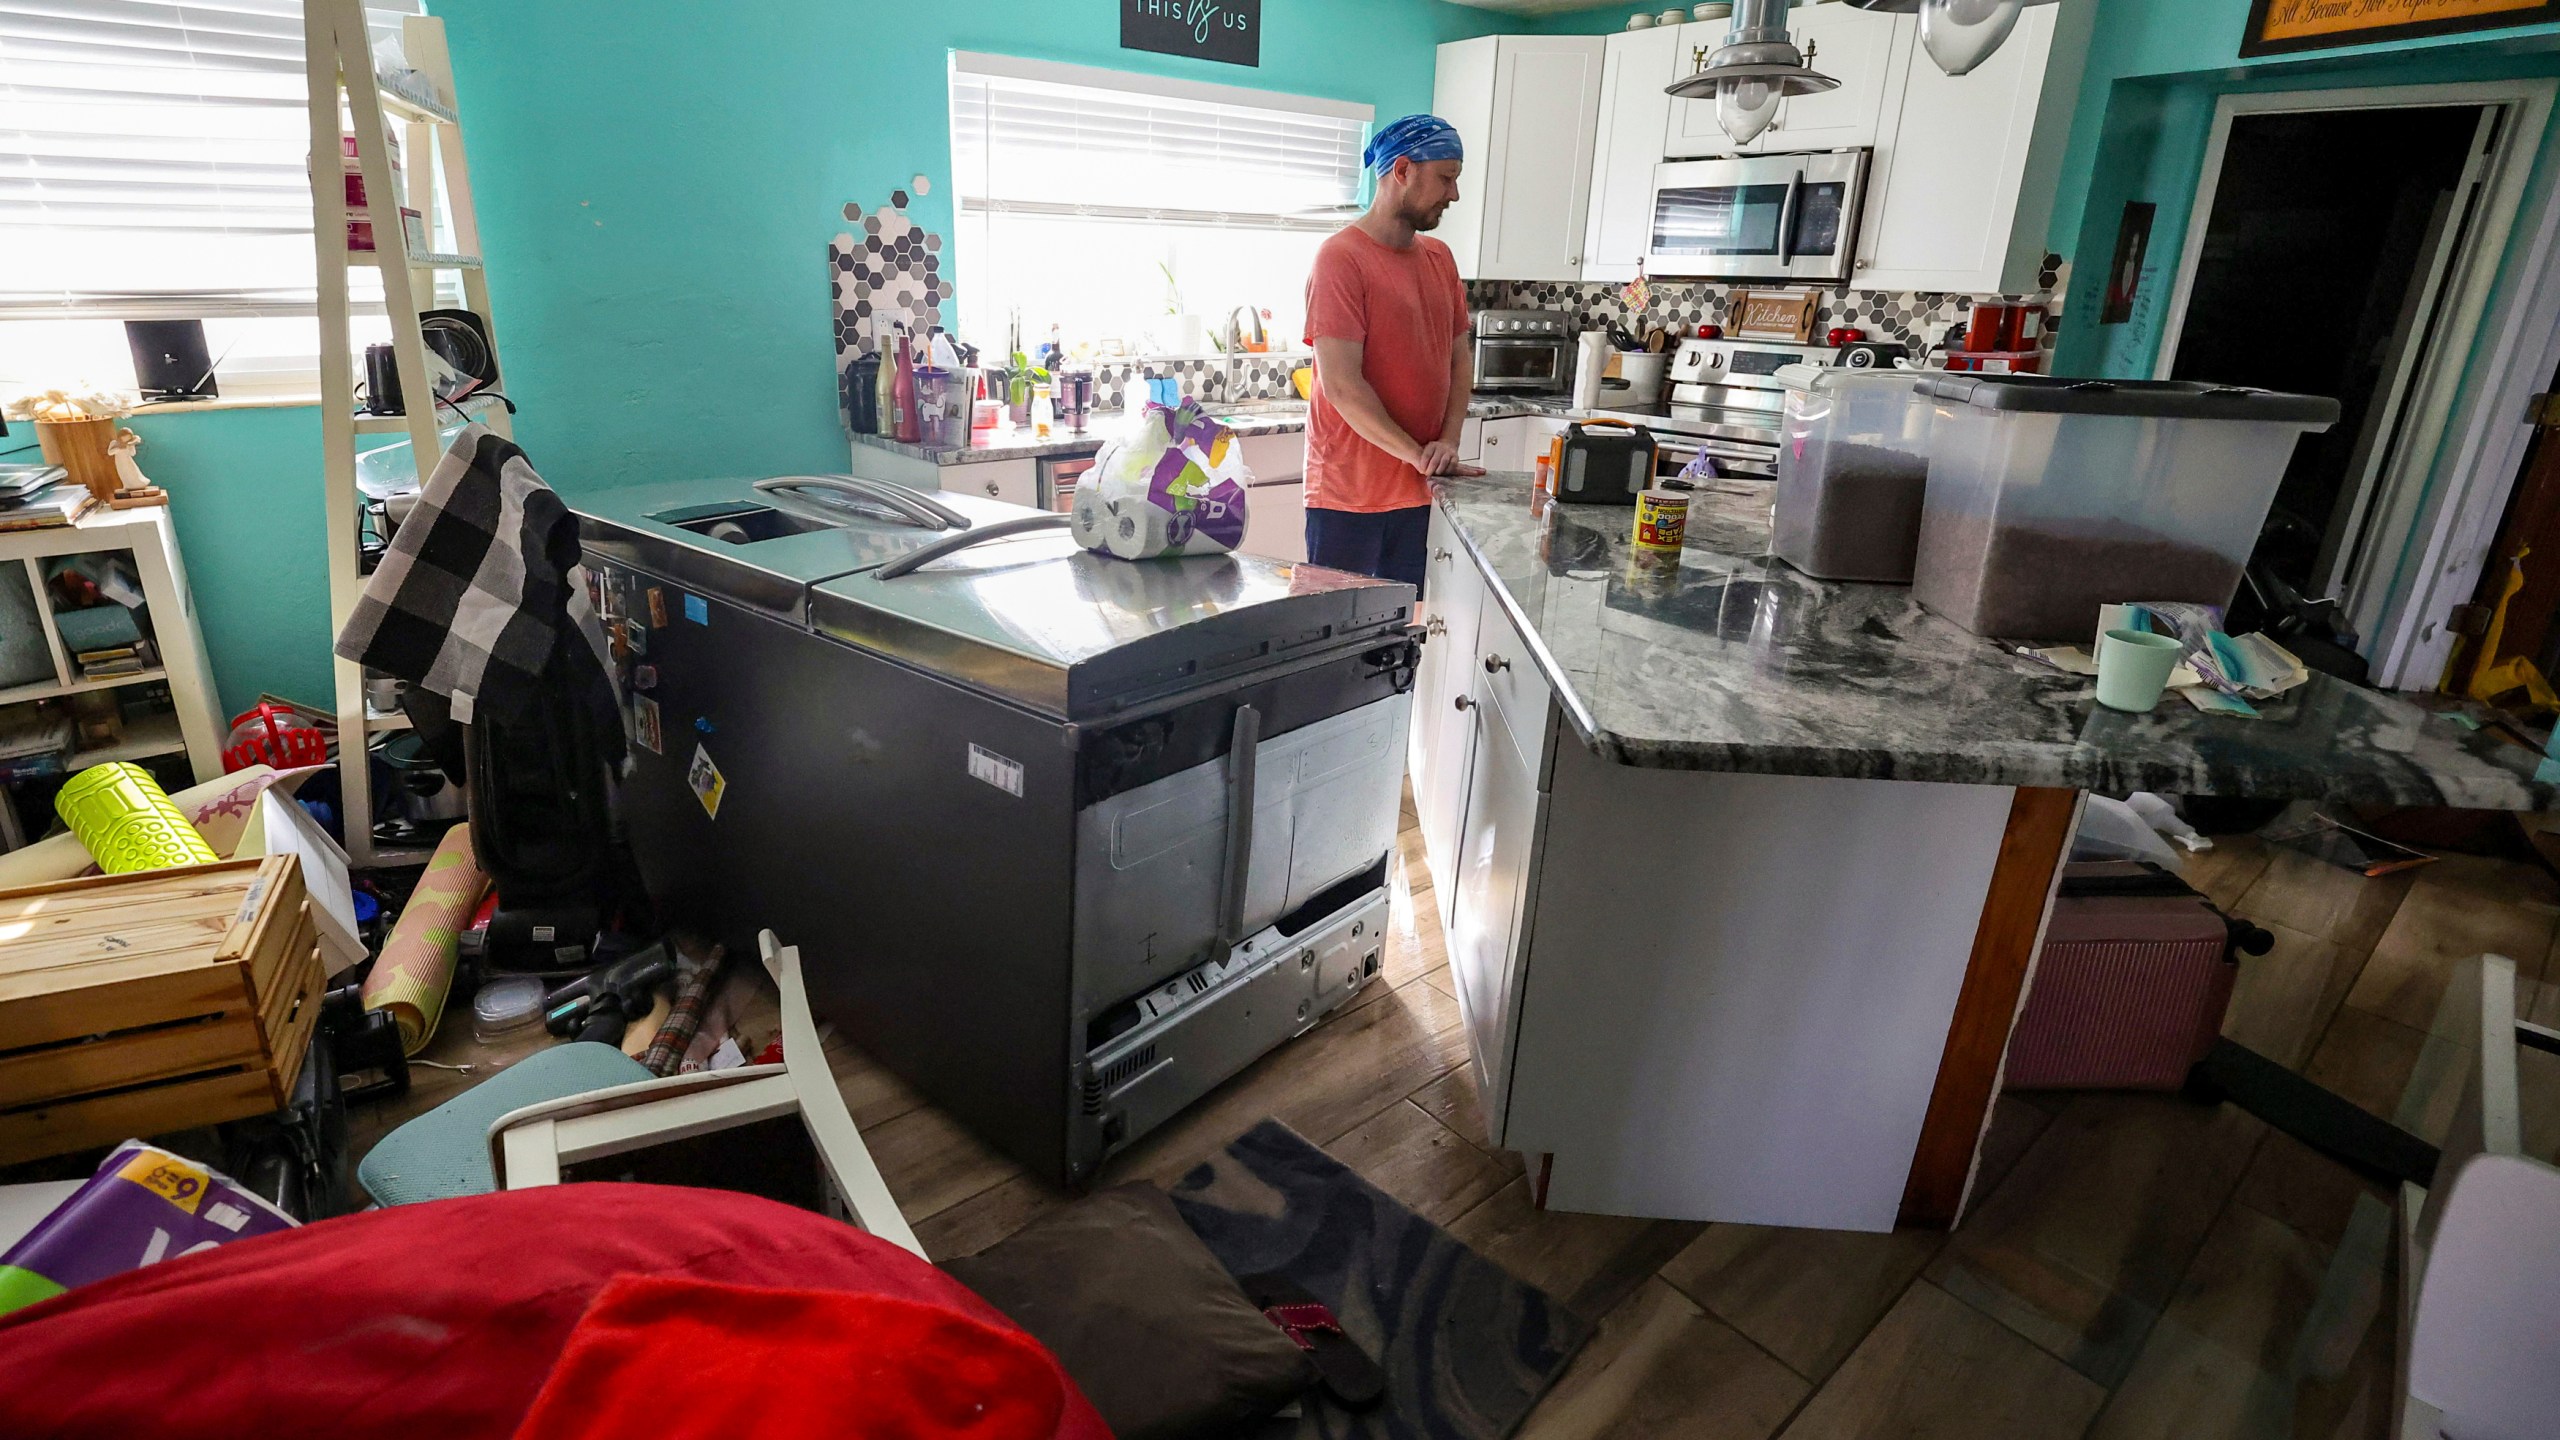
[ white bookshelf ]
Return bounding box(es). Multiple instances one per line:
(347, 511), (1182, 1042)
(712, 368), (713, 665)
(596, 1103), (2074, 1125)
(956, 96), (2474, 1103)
(0, 506), (228, 827)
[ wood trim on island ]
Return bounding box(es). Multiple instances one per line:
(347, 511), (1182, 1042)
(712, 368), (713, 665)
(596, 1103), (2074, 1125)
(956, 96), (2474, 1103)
(1899, 785), (2082, 1227)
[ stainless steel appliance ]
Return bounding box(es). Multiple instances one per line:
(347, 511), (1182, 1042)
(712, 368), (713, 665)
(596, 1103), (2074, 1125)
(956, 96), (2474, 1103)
(1585, 335), (1835, 481)
(1646, 150), (1871, 284)
(576, 475), (1418, 1187)
(1038, 452), (1094, 513)
(1473, 309), (1573, 395)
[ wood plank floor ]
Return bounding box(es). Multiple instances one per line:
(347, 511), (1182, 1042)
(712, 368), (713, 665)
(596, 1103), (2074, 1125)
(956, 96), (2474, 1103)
(351, 810), (2560, 1440)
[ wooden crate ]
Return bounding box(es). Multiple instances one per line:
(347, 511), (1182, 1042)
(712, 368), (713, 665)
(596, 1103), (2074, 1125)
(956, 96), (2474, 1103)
(0, 855), (322, 1162)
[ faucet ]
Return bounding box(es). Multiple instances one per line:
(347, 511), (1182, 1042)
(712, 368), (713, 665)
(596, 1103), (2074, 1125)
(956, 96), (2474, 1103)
(1222, 306), (1267, 400)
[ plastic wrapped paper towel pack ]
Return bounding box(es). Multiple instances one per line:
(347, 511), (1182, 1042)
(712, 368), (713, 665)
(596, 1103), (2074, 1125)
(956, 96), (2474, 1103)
(1070, 400), (1251, 560)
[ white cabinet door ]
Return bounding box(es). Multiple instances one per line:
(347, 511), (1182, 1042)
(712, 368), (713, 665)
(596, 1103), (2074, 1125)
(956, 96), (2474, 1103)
(1435, 37), (1607, 281)
(1767, 5), (1906, 152)
(1445, 632), (1545, 1140)
(1458, 416), (1485, 464)
(1477, 416), (1527, 473)
(947, 457), (1038, 506)
(1581, 26), (1681, 284)
(1235, 431), (1306, 484)
(1664, 21), (1741, 160)
(1856, 4), (2084, 295)
(1666, 9), (1905, 159)
(1240, 482), (1305, 563)
(1414, 511), (1486, 927)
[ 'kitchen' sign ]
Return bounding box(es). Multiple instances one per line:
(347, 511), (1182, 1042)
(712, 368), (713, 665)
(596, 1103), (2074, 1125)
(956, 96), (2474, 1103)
(1123, 0), (1260, 68)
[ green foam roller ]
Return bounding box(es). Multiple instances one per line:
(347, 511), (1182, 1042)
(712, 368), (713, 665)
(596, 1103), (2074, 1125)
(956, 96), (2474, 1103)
(55, 762), (220, 874)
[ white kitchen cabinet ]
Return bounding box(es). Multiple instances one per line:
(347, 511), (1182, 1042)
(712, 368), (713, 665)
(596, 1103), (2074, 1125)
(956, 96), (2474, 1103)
(1445, 647), (1545, 1135)
(1477, 413), (1569, 476)
(1236, 430), (1307, 563)
(1665, 7), (1902, 160)
(1433, 37), (1607, 281)
(1768, 4), (1909, 153)
(1413, 510), (1488, 931)
(1854, 2), (2092, 295)
(1458, 416), (1485, 464)
(1580, 25), (1682, 284)
(948, 457), (1038, 506)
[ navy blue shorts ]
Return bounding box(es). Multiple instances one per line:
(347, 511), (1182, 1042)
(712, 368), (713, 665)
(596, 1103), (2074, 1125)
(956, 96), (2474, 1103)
(1304, 505), (1430, 594)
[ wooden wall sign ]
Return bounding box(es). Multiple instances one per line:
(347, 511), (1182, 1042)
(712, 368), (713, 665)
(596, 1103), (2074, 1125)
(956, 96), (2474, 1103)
(2241, 0), (2560, 57)
(1729, 290), (1820, 343)
(1122, 0), (1261, 68)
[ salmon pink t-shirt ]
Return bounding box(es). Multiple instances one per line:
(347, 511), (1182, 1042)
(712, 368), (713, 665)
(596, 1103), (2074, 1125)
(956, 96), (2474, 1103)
(1301, 226), (1470, 513)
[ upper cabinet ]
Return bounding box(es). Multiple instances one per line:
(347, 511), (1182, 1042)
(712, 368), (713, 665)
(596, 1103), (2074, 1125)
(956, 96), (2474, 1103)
(1855, 0), (2093, 295)
(1580, 26), (1681, 284)
(1665, 6), (1906, 160)
(1434, 36), (1607, 282)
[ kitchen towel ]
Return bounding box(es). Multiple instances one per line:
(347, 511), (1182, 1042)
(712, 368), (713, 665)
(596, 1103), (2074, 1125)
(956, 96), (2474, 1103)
(334, 424), (617, 755)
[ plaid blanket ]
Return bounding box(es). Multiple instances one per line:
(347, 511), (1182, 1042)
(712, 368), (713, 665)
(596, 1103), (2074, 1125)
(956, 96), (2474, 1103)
(336, 425), (616, 739)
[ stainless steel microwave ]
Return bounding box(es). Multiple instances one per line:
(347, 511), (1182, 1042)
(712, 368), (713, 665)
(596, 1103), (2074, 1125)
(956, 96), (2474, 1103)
(1646, 149), (1870, 285)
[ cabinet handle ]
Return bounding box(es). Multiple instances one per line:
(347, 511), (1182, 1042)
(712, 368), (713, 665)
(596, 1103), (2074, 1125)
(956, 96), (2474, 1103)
(984, 481), (1000, 497)
(1483, 654), (1510, 675)
(1454, 695), (1474, 713)
(1425, 616), (1447, 638)
(1433, 548), (1452, 561)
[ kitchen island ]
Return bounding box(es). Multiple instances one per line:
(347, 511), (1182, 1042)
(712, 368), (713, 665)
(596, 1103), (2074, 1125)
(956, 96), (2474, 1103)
(1415, 473), (2554, 1234)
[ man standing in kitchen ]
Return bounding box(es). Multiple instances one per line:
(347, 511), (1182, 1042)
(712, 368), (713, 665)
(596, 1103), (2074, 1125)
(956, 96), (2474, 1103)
(1302, 113), (1483, 590)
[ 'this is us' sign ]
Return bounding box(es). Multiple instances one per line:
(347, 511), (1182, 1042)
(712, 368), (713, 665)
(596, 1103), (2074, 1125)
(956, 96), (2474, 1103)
(1123, 0), (1260, 68)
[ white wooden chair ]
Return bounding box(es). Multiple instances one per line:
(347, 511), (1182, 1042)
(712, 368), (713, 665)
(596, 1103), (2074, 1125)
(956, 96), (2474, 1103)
(486, 930), (921, 1258)
(2396, 952), (2560, 1439)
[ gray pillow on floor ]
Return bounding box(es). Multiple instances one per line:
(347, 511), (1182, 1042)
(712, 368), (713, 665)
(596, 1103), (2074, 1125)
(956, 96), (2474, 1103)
(941, 1183), (1316, 1440)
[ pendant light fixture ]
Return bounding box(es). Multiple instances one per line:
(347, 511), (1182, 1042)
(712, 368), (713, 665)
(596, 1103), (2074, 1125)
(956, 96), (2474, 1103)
(1842, 0), (2061, 78)
(1666, 0), (1838, 146)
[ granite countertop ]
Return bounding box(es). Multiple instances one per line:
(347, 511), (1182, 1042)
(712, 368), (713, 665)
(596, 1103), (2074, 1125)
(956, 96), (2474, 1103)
(854, 405), (1312, 466)
(1434, 473), (2556, 810)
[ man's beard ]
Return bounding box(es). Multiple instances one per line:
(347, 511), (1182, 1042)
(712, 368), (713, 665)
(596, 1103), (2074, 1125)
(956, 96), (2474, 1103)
(1401, 198), (1448, 232)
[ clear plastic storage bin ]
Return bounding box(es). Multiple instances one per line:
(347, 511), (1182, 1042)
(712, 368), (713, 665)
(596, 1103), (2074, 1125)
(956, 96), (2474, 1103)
(1775, 368), (1931, 582)
(1910, 375), (2338, 640)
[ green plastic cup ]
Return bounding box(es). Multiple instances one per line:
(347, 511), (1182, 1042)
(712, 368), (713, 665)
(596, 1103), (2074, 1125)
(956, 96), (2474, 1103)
(2095, 629), (2183, 713)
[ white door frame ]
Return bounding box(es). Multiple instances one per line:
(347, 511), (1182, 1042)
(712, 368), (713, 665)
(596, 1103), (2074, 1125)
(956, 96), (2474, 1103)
(2149, 80), (2557, 688)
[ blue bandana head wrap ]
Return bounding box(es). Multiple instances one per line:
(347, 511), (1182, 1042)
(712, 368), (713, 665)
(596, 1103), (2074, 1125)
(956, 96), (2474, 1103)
(1365, 114), (1463, 174)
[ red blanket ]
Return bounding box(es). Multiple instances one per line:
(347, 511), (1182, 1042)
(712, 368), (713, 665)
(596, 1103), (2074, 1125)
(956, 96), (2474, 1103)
(0, 1184), (1108, 1440)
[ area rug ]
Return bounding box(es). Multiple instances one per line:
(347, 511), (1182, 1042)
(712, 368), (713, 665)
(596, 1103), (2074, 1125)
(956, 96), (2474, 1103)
(1168, 1120), (1591, 1440)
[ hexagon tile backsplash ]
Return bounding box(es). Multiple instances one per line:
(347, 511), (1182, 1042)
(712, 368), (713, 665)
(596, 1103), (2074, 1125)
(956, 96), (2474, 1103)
(1471, 260), (2065, 356)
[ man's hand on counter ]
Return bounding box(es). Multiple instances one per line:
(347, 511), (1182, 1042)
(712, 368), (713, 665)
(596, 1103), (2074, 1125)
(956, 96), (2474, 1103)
(1414, 439), (1484, 478)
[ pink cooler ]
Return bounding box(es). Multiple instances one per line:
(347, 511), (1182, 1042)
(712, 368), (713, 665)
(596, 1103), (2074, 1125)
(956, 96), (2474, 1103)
(2005, 861), (2260, 1091)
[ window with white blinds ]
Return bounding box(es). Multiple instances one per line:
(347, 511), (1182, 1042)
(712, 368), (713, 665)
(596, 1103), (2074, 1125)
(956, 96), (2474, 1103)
(950, 55), (1371, 228)
(945, 54), (1371, 359)
(0, 0), (416, 322)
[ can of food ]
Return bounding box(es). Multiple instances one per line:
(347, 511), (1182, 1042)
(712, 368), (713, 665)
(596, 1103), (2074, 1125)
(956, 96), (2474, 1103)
(1632, 488), (1689, 553)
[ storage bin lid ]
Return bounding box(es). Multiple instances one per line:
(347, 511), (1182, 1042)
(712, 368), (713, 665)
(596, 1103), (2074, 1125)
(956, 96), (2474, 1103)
(1914, 373), (2340, 427)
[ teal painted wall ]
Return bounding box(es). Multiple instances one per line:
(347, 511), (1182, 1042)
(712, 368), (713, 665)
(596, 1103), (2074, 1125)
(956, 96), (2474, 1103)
(117, 0), (1512, 711)
(428, 0), (1522, 492)
(124, 406), (340, 717)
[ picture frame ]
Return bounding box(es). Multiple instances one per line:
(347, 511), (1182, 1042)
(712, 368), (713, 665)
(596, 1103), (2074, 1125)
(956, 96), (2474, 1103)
(2239, 0), (2560, 58)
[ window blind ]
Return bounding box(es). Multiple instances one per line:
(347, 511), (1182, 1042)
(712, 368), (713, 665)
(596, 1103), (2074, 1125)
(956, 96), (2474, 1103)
(950, 55), (1371, 231)
(0, 0), (416, 320)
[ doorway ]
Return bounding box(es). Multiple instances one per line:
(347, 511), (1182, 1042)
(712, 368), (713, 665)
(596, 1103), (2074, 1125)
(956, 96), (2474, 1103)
(2150, 81), (2555, 676)
(2163, 104), (2487, 625)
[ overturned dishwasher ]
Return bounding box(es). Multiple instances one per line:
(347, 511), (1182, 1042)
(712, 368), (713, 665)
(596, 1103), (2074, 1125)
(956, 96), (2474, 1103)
(577, 476), (1418, 1186)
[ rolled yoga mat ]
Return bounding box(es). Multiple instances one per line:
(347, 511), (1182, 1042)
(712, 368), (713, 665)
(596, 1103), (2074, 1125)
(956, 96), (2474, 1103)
(361, 825), (486, 1055)
(54, 762), (220, 874)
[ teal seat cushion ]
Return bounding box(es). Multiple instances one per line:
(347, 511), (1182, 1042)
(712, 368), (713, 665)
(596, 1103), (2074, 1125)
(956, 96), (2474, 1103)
(359, 1042), (653, 1205)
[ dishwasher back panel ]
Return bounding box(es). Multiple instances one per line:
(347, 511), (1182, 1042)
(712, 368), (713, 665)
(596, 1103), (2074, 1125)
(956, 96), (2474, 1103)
(606, 569), (1082, 1181)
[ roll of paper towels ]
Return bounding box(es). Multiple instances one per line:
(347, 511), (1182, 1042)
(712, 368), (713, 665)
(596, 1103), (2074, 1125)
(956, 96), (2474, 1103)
(1572, 331), (1612, 410)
